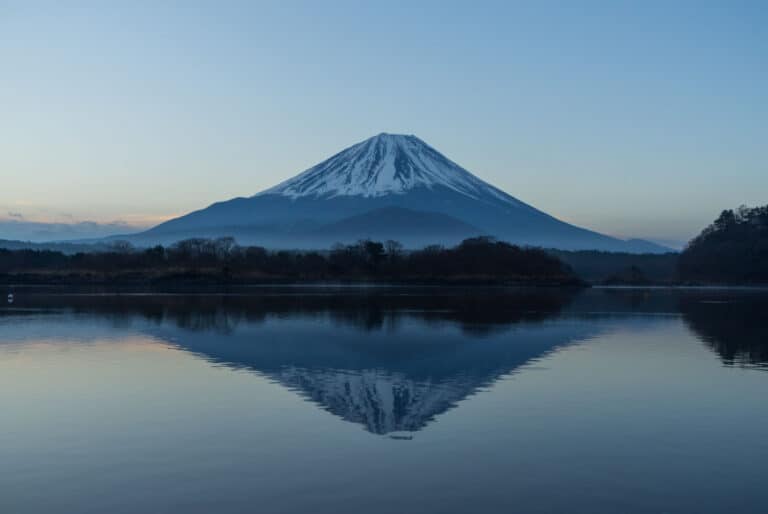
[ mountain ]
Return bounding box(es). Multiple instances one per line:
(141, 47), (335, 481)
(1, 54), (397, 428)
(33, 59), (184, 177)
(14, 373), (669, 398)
(129, 133), (670, 252)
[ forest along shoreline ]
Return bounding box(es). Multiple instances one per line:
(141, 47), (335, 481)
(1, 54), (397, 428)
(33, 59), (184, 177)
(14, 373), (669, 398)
(0, 237), (585, 287)
(2, 205), (766, 287)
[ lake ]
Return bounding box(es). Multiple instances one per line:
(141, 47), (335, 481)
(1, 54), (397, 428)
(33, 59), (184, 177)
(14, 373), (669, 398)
(1, 287), (766, 514)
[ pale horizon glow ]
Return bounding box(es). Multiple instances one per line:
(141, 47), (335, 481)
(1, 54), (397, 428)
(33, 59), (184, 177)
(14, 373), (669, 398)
(1, 2), (766, 246)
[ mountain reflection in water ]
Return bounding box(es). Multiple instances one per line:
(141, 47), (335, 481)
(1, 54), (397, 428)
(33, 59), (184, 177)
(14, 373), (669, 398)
(2, 287), (767, 437)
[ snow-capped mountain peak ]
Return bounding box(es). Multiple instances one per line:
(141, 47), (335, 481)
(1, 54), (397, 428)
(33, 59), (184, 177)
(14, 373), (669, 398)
(261, 133), (518, 204)
(140, 132), (671, 252)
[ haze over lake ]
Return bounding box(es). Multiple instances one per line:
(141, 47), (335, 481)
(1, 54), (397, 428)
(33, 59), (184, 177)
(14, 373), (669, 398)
(2, 287), (766, 514)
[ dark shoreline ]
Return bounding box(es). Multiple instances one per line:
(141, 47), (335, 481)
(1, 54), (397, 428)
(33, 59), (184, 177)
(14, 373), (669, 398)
(4, 274), (767, 290)
(0, 272), (586, 288)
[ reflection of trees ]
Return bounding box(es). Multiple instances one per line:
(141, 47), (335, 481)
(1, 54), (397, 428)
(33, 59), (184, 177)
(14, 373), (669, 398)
(680, 294), (768, 369)
(4, 288), (578, 335)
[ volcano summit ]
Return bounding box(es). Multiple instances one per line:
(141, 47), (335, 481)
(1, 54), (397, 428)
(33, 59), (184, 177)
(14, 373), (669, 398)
(133, 133), (666, 252)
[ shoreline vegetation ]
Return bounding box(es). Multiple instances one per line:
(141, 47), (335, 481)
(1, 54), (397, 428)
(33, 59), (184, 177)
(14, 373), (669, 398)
(678, 205), (767, 284)
(553, 203), (764, 287)
(0, 237), (584, 287)
(1, 204), (765, 287)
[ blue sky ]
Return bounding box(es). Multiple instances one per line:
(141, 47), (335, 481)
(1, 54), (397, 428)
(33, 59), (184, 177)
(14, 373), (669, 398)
(1, 1), (766, 245)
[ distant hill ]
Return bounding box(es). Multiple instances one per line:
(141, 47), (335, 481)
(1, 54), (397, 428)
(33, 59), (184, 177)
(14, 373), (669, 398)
(0, 219), (141, 242)
(0, 239), (109, 254)
(120, 133), (671, 253)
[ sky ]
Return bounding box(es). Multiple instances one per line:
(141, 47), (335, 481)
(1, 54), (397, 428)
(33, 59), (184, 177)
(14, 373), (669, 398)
(1, 1), (766, 246)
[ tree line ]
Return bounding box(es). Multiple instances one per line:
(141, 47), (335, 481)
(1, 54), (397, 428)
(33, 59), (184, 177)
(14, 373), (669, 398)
(0, 236), (581, 284)
(679, 204), (768, 283)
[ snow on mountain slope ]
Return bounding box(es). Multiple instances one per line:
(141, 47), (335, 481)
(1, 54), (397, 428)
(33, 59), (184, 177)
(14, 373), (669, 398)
(277, 367), (473, 435)
(262, 133), (530, 209)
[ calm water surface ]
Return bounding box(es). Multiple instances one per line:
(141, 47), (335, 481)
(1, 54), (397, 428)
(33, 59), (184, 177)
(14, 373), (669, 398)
(1, 287), (766, 514)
